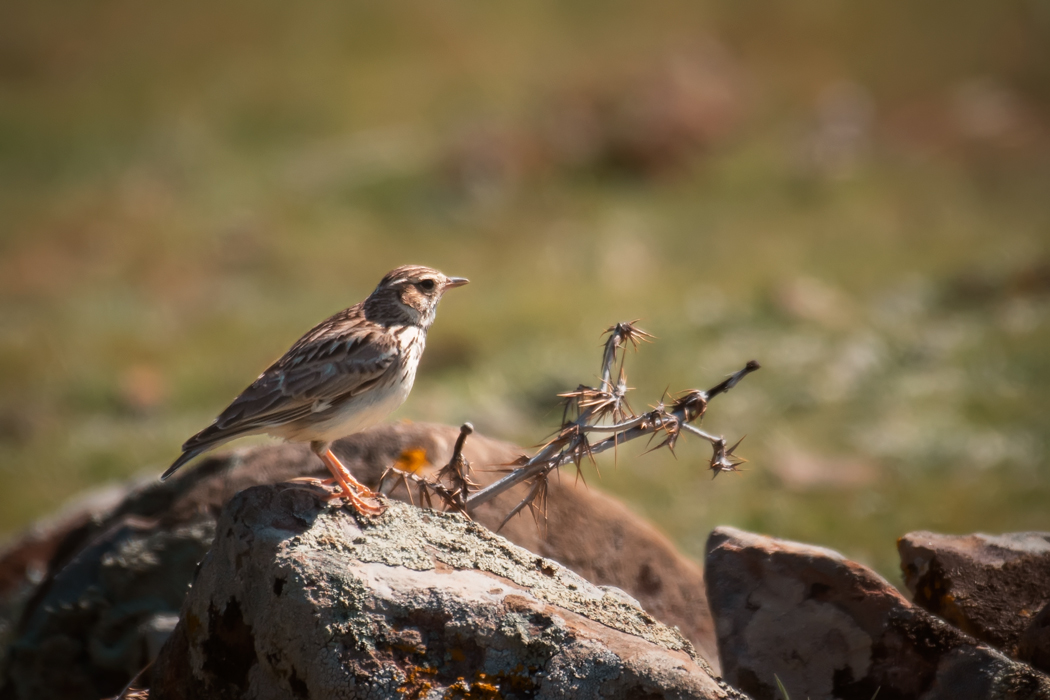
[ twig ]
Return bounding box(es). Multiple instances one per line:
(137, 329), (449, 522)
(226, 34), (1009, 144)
(463, 322), (759, 516)
(379, 422), (476, 516)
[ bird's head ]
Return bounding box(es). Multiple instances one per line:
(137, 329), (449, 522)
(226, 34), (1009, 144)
(365, 264), (469, 328)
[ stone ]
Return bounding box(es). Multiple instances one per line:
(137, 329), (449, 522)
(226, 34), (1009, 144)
(899, 530), (1050, 666)
(358, 423), (720, 663)
(0, 442), (318, 700)
(1, 423), (720, 699)
(705, 526), (1050, 700)
(1019, 602), (1050, 675)
(150, 484), (746, 700)
(3, 517), (214, 700)
(0, 482), (129, 662)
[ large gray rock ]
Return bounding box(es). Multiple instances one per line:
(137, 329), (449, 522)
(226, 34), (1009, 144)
(151, 484), (745, 700)
(705, 526), (1050, 700)
(0, 423), (720, 699)
(899, 530), (1050, 671)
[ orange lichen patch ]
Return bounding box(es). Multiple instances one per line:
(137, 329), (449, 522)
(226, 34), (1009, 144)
(470, 681), (500, 699)
(449, 647), (466, 662)
(397, 665), (437, 700)
(441, 671), (536, 699)
(444, 674), (503, 700)
(395, 448), (430, 474)
(486, 668), (537, 695)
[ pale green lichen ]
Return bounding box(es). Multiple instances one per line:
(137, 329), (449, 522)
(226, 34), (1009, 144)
(297, 499), (698, 659)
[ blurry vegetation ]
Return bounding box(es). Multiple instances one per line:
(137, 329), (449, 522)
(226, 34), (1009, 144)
(1, 0), (1049, 580)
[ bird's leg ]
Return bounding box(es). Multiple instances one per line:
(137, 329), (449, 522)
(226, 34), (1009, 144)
(323, 449), (378, 496)
(311, 442), (384, 515)
(307, 441), (357, 493)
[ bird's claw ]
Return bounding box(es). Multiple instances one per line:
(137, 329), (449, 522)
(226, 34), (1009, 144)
(328, 488), (386, 516)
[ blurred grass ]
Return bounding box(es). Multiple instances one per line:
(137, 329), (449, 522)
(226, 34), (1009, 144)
(1, 0), (1049, 582)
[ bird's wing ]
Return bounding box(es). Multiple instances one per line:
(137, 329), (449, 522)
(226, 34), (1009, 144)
(183, 325), (400, 449)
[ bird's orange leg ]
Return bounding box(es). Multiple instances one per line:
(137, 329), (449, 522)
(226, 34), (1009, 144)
(311, 444), (384, 515)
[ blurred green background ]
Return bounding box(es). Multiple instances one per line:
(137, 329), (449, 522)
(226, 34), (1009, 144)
(2, 0), (1049, 582)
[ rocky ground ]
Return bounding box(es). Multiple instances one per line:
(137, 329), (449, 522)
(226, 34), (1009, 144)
(0, 423), (1048, 699)
(707, 527), (1050, 700)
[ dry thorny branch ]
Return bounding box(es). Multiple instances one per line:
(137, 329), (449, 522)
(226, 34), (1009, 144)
(378, 321), (760, 531)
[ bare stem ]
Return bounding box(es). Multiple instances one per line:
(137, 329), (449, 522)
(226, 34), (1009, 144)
(465, 358), (759, 512)
(380, 422), (477, 515)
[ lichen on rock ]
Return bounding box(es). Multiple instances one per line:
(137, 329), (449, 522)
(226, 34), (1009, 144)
(151, 484), (743, 699)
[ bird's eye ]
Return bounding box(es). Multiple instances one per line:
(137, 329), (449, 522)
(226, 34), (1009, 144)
(418, 279), (436, 292)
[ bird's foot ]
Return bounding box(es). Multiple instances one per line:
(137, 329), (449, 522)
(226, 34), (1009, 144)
(313, 444), (385, 514)
(326, 485), (386, 516)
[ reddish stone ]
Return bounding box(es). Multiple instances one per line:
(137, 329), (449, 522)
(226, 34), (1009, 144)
(899, 530), (1050, 667)
(705, 527), (1050, 700)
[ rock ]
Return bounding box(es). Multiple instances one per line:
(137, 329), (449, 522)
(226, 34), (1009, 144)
(1020, 602), (1050, 675)
(899, 530), (1050, 666)
(0, 482), (129, 660)
(1, 423), (719, 699)
(0, 443), (319, 700)
(474, 463), (719, 665)
(151, 484), (745, 700)
(4, 518), (214, 700)
(342, 423), (720, 663)
(705, 526), (1050, 700)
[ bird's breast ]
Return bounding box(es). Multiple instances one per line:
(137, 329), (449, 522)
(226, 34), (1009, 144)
(272, 325), (426, 444)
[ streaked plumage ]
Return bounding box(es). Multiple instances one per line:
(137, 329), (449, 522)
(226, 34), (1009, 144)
(163, 264), (468, 512)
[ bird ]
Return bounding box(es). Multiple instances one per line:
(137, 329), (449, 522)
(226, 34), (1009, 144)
(161, 264), (469, 514)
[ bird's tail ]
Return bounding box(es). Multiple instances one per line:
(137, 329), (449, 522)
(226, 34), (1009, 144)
(161, 423), (245, 480)
(161, 445), (211, 481)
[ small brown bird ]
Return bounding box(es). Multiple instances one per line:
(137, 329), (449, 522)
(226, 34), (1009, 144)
(162, 265), (468, 514)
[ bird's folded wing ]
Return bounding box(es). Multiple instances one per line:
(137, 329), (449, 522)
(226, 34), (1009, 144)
(185, 329), (398, 447)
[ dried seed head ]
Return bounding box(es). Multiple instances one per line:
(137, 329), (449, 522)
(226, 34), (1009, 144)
(602, 320), (655, 349)
(710, 435), (748, 478)
(672, 390), (708, 422)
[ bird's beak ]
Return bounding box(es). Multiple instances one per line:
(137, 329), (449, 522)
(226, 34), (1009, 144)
(445, 277), (469, 289)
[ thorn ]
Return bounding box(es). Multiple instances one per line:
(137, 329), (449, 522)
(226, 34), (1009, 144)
(727, 434), (747, 455)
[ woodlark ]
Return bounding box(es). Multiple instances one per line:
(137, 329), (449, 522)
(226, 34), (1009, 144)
(162, 265), (468, 514)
